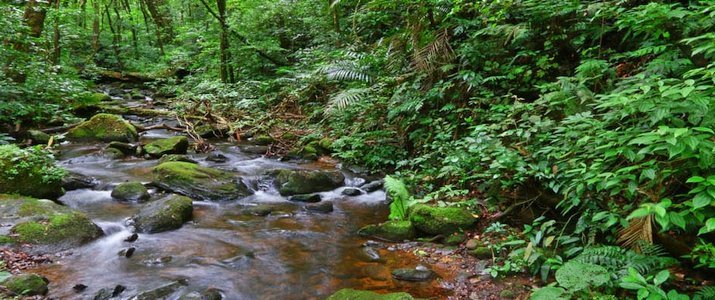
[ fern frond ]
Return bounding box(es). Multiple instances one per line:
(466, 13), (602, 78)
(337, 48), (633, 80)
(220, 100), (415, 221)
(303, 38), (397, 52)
(319, 61), (372, 83)
(326, 88), (371, 113)
(573, 245), (675, 279)
(385, 175), (411, 220)
(696, 286), (715, 299)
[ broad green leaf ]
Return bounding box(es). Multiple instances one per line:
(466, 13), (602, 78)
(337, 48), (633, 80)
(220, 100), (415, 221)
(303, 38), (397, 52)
(692, 193), (711, 209)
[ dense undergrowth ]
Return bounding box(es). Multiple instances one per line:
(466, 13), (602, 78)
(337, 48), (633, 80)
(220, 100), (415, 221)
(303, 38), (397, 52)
(3, 0), (715, 298)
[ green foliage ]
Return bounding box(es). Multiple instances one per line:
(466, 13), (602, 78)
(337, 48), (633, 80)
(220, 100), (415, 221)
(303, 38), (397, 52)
(385, 175), (411, 221)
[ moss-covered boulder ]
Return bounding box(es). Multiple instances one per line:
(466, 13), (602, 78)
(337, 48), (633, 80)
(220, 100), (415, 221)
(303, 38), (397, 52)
(158, 154), (198, 164)
(2, 273), (49, 296)
(408, 204), (477, 235)
(358, 221), (415, 242)
(0, 195), (103, 251)
(26, 130), (52, 145)
(131, 194), (193, 233)
(67, 113), (138, 142)
(327, 289), (413, 300)
(253, 135), (275, 146)
(152, 162), (252, 201)
(111, 182), (150, 202)
(144, 136), (190, 158)
(273, 169), (345, 196)
(0, 145), (65, 199)
(107, 141), (137, 156)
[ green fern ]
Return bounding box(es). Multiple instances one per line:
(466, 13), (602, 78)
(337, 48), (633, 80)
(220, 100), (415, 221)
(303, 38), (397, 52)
(326, 88), (372, 113)
(572, 245), (676, 280)
(385, 175), (411, 220)
(695, 286), (715, 300)
(319, 60), (372, 83)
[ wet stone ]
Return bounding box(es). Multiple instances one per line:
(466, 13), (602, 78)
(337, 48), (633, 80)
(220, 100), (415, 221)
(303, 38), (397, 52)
(206, 152), (229, 163)
(391, 268), (435, 282)
(305, 201), (334, 213)
(341, 187), (363, 196)
(360, 180), (384, 192)
(289, 194), (321, 203)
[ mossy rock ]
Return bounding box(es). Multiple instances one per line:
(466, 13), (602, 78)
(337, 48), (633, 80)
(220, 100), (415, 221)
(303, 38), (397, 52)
(273, 169), (345, 196)
(0, 195), (103, 251)
(470, 246), (492, 259)
(132, 194), (193, 233)
(67, 113), (138, 142)
(0, 144), (65, 199)
(152, 162), (252, 201)
(408, 204), (477, 235)
(158, 154), (198, 164)
(2, 273), (49, 296)
(444, 233), (467, 245)
(327, 289), (413, 300)
(84, 92), (112, 103)
(358, 220), (416, 242)
(144, 136), (190, 158)
(111, 182), (150, 202)
(107, 141), (137, 156)
(26, 130), (51, 145)
(103, 147), (126, 159)
(195, 124), (229, 139)
(253, 135), (275, 146)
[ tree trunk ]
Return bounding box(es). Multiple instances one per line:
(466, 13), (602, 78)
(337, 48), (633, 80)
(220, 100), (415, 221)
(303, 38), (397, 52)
(24, 0), (47, 38)
(217, 0), (231, 83)
(51, 0), (61, 65)
(92, 0), (100, 54)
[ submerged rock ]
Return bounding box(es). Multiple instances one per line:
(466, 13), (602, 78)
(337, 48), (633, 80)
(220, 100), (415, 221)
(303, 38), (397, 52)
(360, 180), (384, 193)
(1, 273), (49, 296)
(0, 144), (65, 199)
(358, 221), (415, 242)
(327, 289), (413, 300)
(391, 268), (435, 282)
(238, 145), (268, 155)
(131, 194), (193, 233)
(111, 182), (150, 202)
(0, 194), (103, 251)
(179, 288), (223, 300)
(145, 136), (190, 158)
(67, 113), (138, 142)
(152, 162), (252, 201)
(206, 152), (229, 163)
(288, 194), (321, 203)
(305, 201), (334, 213)
(273, 169), (345, 196)
(341, 187), (363, 196)
(408, 204), (476, 235)
(130, 280), (188, 300)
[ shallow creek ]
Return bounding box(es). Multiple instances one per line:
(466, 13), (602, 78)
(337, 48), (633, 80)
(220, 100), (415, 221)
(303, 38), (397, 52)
(26, 85), (449, 299)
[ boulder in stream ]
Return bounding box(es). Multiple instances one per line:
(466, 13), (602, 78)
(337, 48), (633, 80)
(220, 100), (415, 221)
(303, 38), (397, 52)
(131, 194), (193, 233)
(391, 267), (436, 282)
(0, 194), (103, 251)
(25, 130), (52, 145)
(112, 182), (150, 202)
(272, 169), (344, 196)
(130, 280), (188, 300)
(327, 289), (413, 300)
(408, 204), (477, 235)
(66, 113), (138, 142)
(305, 201), (334, 213)
(62, 172), (98, 191)
(1, 273), (49, 296)
(357, 220), (415, 242)
(145, 136), (190, 158)
(159, 154), (198, 164)
(107, 141), (137, 156)
(0, 144), (65, 199)
(152, 162), (252, 201)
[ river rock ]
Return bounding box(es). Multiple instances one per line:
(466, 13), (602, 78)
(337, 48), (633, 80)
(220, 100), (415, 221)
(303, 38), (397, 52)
(108, 141), (137, 156)
(289, 193), (321, 203)
(179, 288), (223, 300)
(305, 201), (333, 213)
(62, 172), (98, 191)
(238, 145), (268, 155)
(206, 152), (229, 163)
(327, 289), (413, 300)
(159, 154), (198, 164)
(131, 194), (193, 233)
(357, 220), (415, 242)
(26, 130), (52, 145)
(195, 124), (229, 138)
(145, 136), (190, 158)
(130, 280), (188, 300)
(391, 268), (435, 282)
(103, 147), (126, 159)
(273, 169), (345, 196)
(360, 180), (384, 192)
(0, 194), (103, 251)
(242, 204), (297, 216)
(152, 162), (252, 201)
(252, 135), (274, 146)
(408, 204), (477, 235)
(111, 182), (150, 202)
(341, 187), (363, 196)
(1, 273), (49, 296)
(67, 113), (138, 142)
(0, 144), (65, 199)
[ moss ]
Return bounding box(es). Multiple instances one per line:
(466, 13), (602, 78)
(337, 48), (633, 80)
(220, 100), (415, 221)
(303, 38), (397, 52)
(318, 138), (333, 151)
(408, 204), (477, 235)
(326, 289), (413, 300)
(111, 182), (150, 202)
(0, 235), (14, 245)
(66, 113), (138, 142)
(0, 145), (65, 199)
(158, 154), (198, 164)
(358, 220), (416, 241)
(274, 169), (345, 196)
(13, 211), (102, 245)
(104, 147), (126, 159)
(2, 273), (48, 296)
(282, 132), (297, 140)
(152, 162), (251, 201)
(254, 135), (275, 145)
(84, 93), (112, 104)
(444, 232), (467, 245)
(470, 246), (492, 259)
(144, 136), (189, 157)
(132, 194), (193, 233)
(499, 289), (516, 299)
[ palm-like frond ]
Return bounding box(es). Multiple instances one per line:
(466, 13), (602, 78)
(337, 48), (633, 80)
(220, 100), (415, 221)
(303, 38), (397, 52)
(572, 245), (675, 279)
(617, 215), (653, 251)
(319, 60), (373, 83)
(326, 88), (371, 113)
(696, 286), (715, 299)
(412, 29), (455, 73)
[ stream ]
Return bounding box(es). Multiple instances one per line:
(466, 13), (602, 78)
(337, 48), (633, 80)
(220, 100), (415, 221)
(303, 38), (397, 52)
(25, 84), (449, 299)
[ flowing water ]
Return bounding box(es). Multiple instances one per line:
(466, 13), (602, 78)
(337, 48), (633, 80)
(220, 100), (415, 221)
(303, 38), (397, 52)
(26, 84), (449, 299)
